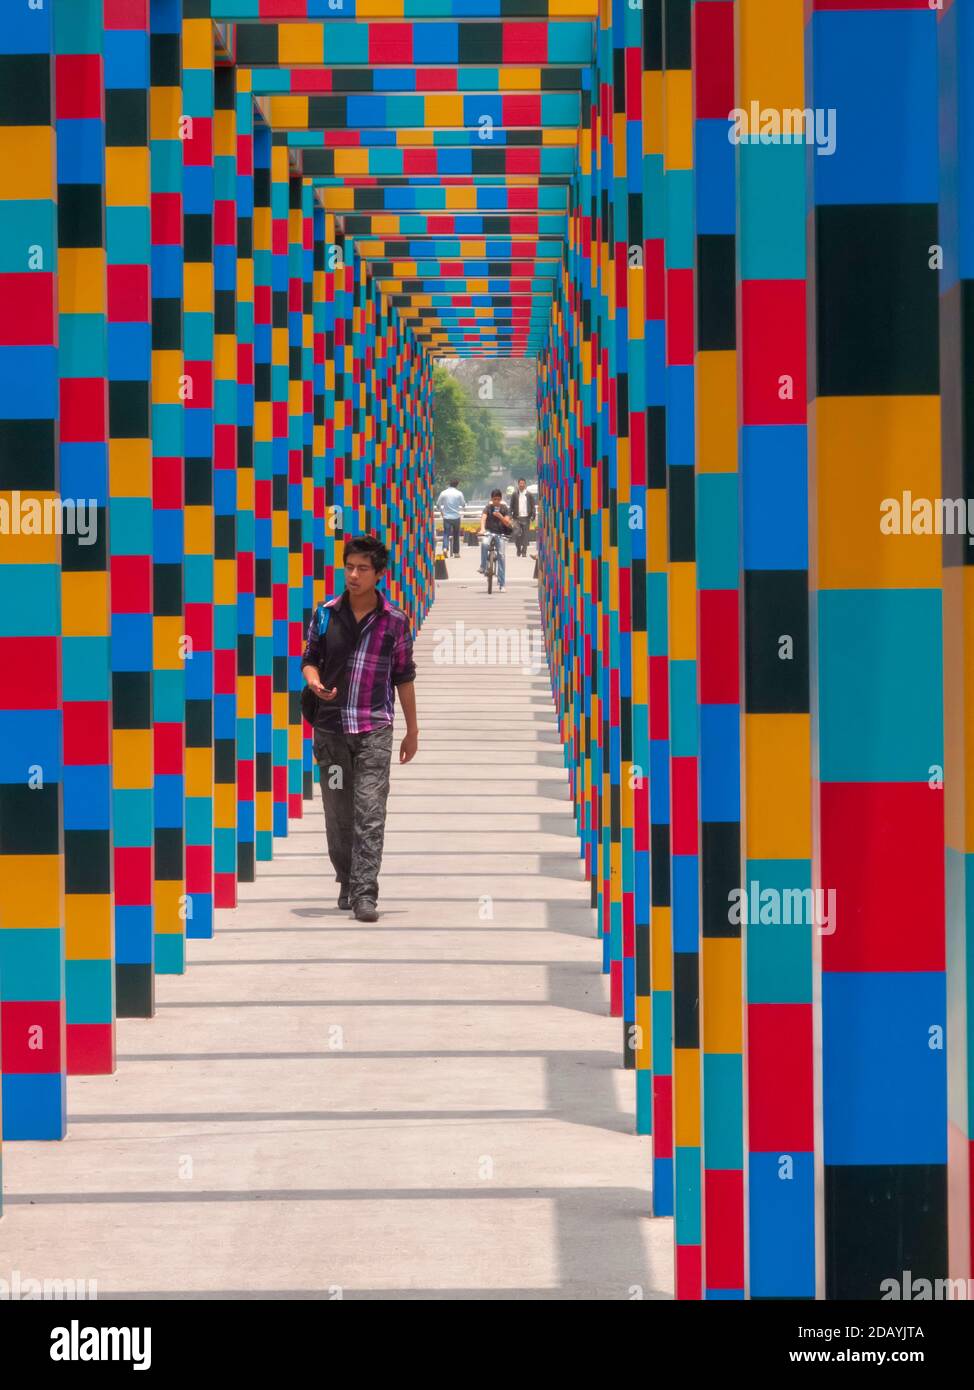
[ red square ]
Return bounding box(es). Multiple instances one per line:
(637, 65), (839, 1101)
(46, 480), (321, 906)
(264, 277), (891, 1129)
(2, 268), (56, 347)
(0, 638), (59, 709)
(115, 847), (152, 906)
(183, 116), (213, 168)
(153, 455), (183, 509)
(747, 1002), (814, 1150)
(60, 377), (106, 444)
(704, 1169), (744, 1289)
(366, 23), (408, 65)
(214, 423), (236, 470)
(185, 601), (213, 654)
(184, 360), (213, 410)
(111, 555), (152, 614)
(676, 1242), (702, 1301)
(506, 146), (541, 175)
(671, 756), (698, 854)
(237, 550), (254, 592)
(293, 71), (332, 93)
(186, 844), (212, 892)
(55, 55), (103, 120)
(214, 648), (236, 695)
(503, 94), (542, 126)
(646, 240), (665, 320)
(153, 720), (183, 775)
(418, 67), (455, 91)
(67, 1022), (114, 1076)
(62, 700), (111, 766)
(151, 192), (182, 246)
(214, 199), (236, 248)
(107, 265), (150, 323)
(820, 781), (945, 972)
(693, 0), (735, 118)
(740, 279), (806, 426)
(103, 0), (148, 28)
(214, 872), (236, 909)
(503, 21), (546, 63)
(698, 588), (739, 703)
(404, 149), (437, 176)
(666, 269), (694, 365)
(2, 1001), (63, 1073)
(654, 1073), (673, 1159)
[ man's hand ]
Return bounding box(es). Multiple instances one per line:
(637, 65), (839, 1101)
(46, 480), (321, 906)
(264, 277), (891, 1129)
(303, 666), (338, 701)
(399, 730), (418, 764)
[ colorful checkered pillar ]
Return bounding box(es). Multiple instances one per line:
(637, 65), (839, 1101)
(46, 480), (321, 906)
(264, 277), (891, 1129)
(940, 0), (974, 1283)
(300, 179), (315, 800)
(644, 0), (674, 1212)
(213, 61), (238, 908)
(182, 0), (215, 938)
(0, 0), (66, 1141)
(54, 0), (114, 1074)
(286, 170), (305, 819)
(311, 201), (327, 712)
(735, 0), (814, 1299)
(662, 0), (701, 1300)
(807, 1), (946, 1299)
(105, 0), (155, 1019)
(693, 0), (741, 1300)
(150, 0), (187, 977)
(235, 67), (256, 883)
(252, 120), (274, 862)
(270, 133), (290, 839)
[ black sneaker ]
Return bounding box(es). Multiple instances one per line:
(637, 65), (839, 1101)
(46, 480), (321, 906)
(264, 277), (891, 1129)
(353, 900), (378, 923)
(338, 889), (350, 911)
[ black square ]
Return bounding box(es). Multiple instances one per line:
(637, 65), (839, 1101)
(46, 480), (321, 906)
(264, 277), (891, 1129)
(743, 569), (810, 714)
(65, 830), (111, 895)
(153, 562), (183, 618)
(651, 822), (670, 907)
(308, 96), (346, 129)
(667, 462), (695, 562)
(814, 202), (939, 397)
(673, 952), (699, 1049)
(183, 212), (212, 264)
(235, 24), (278, 67)
(0, 420), (56, 491)
(0, 783), (60, 855)
(701, 821), (740, 938)
(825, 1163), (947, 1301)
(61, 508), (108, 573)
(150, 33), (180, 89)
(108, 381), (150, 440)
(57, 184), (103, 250)
(152, 297), (182, 351)
(184, 457), (213, 508)
(185, 698), (211, 748)
(154, 826), (183, 881)
(0, 54), (50, 125)
(696, 233), (736, 352)
(112, 671), (151, 730)
(105, 89), (148, 148)
(458, 24), (503, 65)
(116, 962), (153, 1018)
(663, 0), (692, 70)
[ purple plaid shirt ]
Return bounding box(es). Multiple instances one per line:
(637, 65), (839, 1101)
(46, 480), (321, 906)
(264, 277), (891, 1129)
(301, 589), (416, 735)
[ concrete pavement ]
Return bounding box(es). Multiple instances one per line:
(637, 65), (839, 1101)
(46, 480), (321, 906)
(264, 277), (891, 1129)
(0, 542), (674, 1300)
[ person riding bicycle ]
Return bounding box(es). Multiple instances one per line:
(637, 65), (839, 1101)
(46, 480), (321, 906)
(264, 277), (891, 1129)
(479, 488), (513, 592)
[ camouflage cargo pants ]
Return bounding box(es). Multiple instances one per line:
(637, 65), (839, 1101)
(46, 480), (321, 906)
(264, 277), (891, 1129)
(314, 724), (394, 906)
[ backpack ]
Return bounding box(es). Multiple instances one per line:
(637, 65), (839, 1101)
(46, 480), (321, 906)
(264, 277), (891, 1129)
(300, 602), (333, 727)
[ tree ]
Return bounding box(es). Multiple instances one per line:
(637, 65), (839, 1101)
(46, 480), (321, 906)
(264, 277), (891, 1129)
(504, 431), (538, 482)
(465, 402), (505, 487)
(432, 366), (476, 495)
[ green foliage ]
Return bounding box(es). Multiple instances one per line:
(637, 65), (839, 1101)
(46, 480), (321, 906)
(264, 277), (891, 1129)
(505, 431), (538, 481)
(432, 366), (476, 493)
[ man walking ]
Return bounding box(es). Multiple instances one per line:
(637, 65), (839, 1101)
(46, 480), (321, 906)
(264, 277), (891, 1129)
(436, 478), (466, 557)
(479, 488), (513, 591)
(509, 477), (535, 557)
(301, 535), (418, 922)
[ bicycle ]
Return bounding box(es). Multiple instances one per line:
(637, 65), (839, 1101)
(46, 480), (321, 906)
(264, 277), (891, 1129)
(483, 532), (500, 594)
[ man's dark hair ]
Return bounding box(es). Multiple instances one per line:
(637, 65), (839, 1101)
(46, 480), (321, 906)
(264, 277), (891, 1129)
(450, 479), (459, 488)
(490, 489), (503, 499)
(518, 477), (526, 483)
(344, 533), (389, 574)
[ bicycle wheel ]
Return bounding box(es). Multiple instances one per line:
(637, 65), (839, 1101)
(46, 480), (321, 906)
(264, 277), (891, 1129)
(486, 560), (493, 594)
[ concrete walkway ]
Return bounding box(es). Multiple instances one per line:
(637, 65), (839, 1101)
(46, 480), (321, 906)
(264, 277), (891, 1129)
(0, 542), (674, 1300)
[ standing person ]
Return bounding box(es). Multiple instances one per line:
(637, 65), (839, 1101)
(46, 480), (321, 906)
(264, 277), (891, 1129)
(436, 479), (466, 557)
(479, 488), (513, 591)
(509, 477), (536, 557)
(301, 535), (419, 922)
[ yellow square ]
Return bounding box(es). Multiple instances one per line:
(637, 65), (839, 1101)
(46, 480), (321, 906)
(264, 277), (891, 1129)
(112, 729), (152, 789)
(62, 571), (109, 638)
(150, 85), (183, 143)
(214, 782), (237, 827)
(214, 558), (236, 606)
(0, 855), (61, 928)
(743, 713), (812, 859)
(184, 262), (213, 314)
(214, 108), (236, 159)
(651, 905), (672, 990)
(182, 17), (213, 70)
(0, 494), (59, 563)
(702, 938), (743, 1052)
(153, 350), (184, 406)
(737, 0), (806, 111)
(58, 248), (105, 314)
(183, 504), (213, 556)
(425, 95), (462, 128)
(696, 352), (737, 473)
(105, 147), (149, 206)
(0, 127), (54, 199)
(185, 746), (213, 798)
(501, 67), (540, 91)
(673, 1048), (701, 1145)
(812, 395), (942, 589)
(109, 439), (152, 496)
(268, 97), (308, 130)
(154, 617), (185, 672)
(278, 23), (324, 65)
(668, 561), (697, 660)
(65, 893), (112, 959)
(154, 879), (185, 935)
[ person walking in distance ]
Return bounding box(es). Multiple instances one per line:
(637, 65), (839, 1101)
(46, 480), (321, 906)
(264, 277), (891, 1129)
(301, 535), (418, 923)
(436, 478), (466, 558)
(509, 477), (535, 557)
(479, 488), (513, 591)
